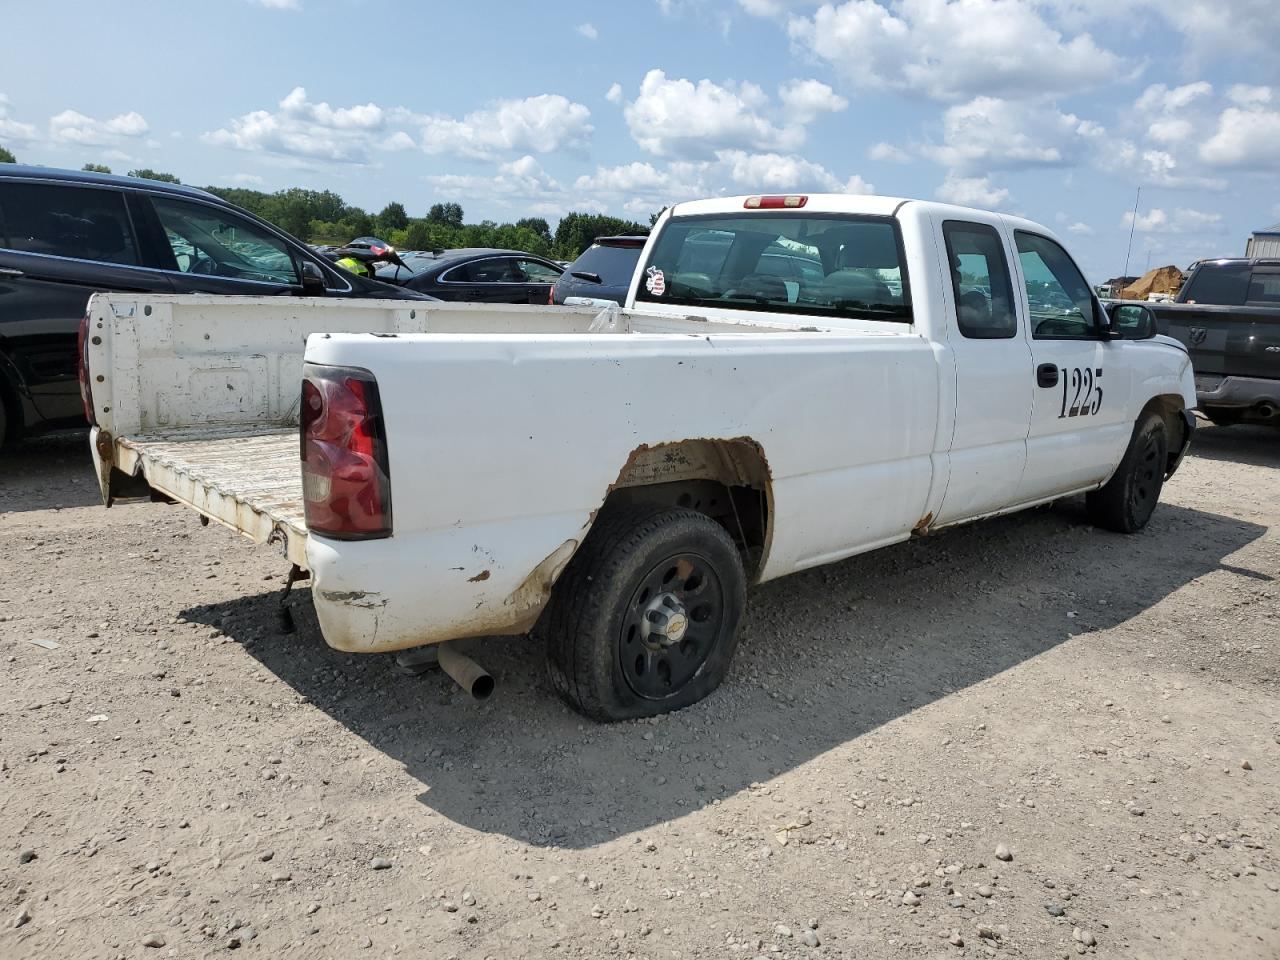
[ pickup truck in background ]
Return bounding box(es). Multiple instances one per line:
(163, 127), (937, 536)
(85, 194), (1196, 721)
(1146, 257), (1280, 426)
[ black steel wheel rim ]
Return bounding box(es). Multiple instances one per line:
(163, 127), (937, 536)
(620, 553), (725, 701)
(1129, 433), (1161, 515)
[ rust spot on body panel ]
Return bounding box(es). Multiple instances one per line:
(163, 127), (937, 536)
(912, 512), (934, 536)
(468, 570), (491, 582)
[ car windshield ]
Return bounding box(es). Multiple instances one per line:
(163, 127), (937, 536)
(634, 212), (910, 322)
(567, 243), (644, 286)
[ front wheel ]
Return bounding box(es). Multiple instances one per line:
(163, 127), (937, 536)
(1086, 411), (1169, 533)
(542, 506), (747, 721)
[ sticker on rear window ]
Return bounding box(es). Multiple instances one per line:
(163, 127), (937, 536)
(644, 266), (666, 296)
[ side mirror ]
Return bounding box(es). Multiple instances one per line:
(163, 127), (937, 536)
(299, 260), (328, 296)
(1105, 302), (1156, 340)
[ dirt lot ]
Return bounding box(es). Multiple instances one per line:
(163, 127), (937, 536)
(1, 424), (1277, 960)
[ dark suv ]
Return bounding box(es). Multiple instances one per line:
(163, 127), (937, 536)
(0, 165), (427, 443)
(550, 236), (647, 306)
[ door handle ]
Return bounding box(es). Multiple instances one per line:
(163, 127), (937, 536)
(1036, 363), (1059, 388)
(0, 267), (24, 278)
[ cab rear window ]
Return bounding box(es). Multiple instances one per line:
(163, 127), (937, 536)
(635, 212), (911, 323)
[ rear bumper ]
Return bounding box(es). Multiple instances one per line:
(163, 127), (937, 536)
(1194, 374), (1280, 410)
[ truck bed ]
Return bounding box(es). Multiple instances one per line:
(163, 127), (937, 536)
(114, 428), (307, 566)
(86, 294), (826, 572)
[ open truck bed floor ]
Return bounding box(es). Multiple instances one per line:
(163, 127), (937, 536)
(113, 428), (307, 567)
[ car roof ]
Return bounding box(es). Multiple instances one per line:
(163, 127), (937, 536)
(0, 163), (220, 201)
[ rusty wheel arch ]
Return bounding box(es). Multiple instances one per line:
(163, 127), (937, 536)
(592, 437), (774, 580)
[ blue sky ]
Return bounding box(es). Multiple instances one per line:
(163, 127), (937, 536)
(2, 0), (1278, 278)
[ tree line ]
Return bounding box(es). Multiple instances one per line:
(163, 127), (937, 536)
(0, 150), (649, 260)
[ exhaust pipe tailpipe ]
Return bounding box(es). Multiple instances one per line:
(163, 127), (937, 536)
(1255, 402), (1277, 419)
(438, 643), (494, 700)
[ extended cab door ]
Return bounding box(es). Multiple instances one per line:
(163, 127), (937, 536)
(1011, 231), (1132, 501)
(933, 218), (1034, 525)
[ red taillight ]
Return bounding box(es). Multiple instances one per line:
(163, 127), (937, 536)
(300, 363), (392, 539)
(744, 195), (808, 209)
(78, 309), (97, 425)
(547, 285), (555, 305)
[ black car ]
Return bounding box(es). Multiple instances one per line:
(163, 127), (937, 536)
(376, 248), (563, 303)
(0, 165), (427, 443)
(551, 236), (647, 306)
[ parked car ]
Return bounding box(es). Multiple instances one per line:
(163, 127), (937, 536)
(87, 193), (1195, 721)
(375, 248), (563, 303)
(551, 236), (648, 306)
(1140, 258), (1280, 426)
(0, 165), (428, 444)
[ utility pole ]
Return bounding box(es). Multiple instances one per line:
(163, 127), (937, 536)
(1123, 186), (1142, 284)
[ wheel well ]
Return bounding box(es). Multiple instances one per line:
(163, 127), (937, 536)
(1140, 393), (1189, 474)
(598, 439), (772, 578)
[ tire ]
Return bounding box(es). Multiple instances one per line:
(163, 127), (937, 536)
(542, 506), (747, 722)
(1086, 411), (1168, 534)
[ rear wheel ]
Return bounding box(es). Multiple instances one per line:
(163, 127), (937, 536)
(1086, 411), (1168, 533)
(542, 506), (746, 721)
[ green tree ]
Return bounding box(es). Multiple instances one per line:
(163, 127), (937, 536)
(127, 168), (181, 183)
(82, 163), (112, 174)
(403, 220), (435, 251)
(427, 202), (464, 228)
(515, 217), (551, 241)
(553, 212), (649, 259)
(376, 201), (408, 234)
(0, 146), (16, 164)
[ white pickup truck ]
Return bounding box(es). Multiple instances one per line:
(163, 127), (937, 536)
(85, 193), (1195, 720)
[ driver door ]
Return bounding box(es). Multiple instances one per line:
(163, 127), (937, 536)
(142, 194), (301, 296)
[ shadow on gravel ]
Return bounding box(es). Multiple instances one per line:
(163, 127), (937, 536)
(0, 429), (100, 513)
(1187, 421), (1280, 469)
(181, 498), (1266, 849)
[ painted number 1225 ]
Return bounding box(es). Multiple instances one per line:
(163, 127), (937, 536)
(1060, 366), (1103, 418)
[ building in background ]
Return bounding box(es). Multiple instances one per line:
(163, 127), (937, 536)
(1246, 223), (1280, 258)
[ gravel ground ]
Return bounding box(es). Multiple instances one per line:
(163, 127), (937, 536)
(1, 423), (1277, 960)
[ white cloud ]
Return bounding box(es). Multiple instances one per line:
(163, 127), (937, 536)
(231, 173), (265, 185)
(788, 0), (1124, 102)
(1200, 104), (1280, 169)
(1134, 82), (1212, 114)
(605, 83), (623, 104)
(1066, 222), (1094, 236)
(936, 174), (1011, 209)
(718, 149), (872, 193)
(622, 70), (797, 157)
(738, 0), (807, 14)
(0, 94), (38, 144)
(576, 22), (598, 39)
(382, 130), (416, 151)
(617, 70), (843, 158)
(413, 94), (593, 159)
(777, 79), (847, 123)
(1122, 207), (1224, 234)
(1147, 118), (1193, 144)
(252, 0), (300, 7)
(203, 87), (396, 164)
(924, 96), (1104, 173)
(49, 108), (149, 146)
(1227, 84), (1272, 107)
(574, 150), (873, 213)
(868, 141), (911, 163)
